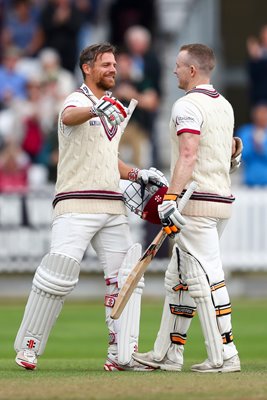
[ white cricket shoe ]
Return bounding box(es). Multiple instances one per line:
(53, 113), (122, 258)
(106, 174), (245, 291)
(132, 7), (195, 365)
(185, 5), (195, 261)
(104, 353), (154, 372)
(133, 351), (182, 372)
(191, 354), (241, 373)
(15, 349), (37, 370)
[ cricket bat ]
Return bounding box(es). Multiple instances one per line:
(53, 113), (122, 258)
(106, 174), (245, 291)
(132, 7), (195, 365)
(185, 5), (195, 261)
(111, 181), (197, 319)
(120, 98), (138, 131)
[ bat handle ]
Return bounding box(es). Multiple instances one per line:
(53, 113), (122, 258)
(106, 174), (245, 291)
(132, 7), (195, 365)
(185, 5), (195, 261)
(178, 181), (197, 212)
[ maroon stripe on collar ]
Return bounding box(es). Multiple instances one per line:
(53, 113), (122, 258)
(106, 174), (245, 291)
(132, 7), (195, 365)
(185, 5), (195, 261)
(186, 88), (220, 98)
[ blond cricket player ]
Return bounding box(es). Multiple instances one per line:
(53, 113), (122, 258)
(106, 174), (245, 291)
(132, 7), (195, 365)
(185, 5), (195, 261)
(133, 43), (242, 373)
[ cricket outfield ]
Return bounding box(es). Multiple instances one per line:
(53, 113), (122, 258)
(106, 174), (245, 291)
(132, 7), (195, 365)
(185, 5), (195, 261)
(0, 298), (266, 400)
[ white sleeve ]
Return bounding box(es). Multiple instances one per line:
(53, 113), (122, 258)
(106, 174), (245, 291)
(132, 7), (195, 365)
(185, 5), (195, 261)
(63, 92), (90, 110)
(171, 99), (203, 135)
(61, 92), (91, 137)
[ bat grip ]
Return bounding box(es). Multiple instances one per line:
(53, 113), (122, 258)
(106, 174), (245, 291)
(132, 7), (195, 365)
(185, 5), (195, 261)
(178, 181), (198, 212)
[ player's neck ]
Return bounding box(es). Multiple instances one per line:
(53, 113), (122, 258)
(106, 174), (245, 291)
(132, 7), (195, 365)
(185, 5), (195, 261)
(84, 80), (106, 99)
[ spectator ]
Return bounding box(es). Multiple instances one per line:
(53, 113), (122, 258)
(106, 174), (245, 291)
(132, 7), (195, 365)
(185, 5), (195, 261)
(2, 0), (44, 58)
(11, 72), (60, 163)
(76, 0), (100, 52)
(38, 47), (76, 100)
(108, 0), (158, 47)
(0, 46), (27, 107)
(0, 138), (30, 193)
(235, 103), (267, 186)
(247, 25), (267, 105)
(123, 25), (162, 167)
(40, 0), (83, 72)
(115, 50), (159, 168)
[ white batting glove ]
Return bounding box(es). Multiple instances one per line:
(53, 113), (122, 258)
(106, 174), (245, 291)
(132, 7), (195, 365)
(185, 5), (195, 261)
(158, 194), (186, 238)
(92, 96), (128, 126)
(128, 167), (168, 188)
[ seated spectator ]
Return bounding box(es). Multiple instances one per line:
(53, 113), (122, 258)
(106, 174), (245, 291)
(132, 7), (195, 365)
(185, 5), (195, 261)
(2, 0), (44, 58)
(235, 103), (267, 186)
(38, 47), (76, 99)
(0, 138), (31, 193)
(0, 46), (27, 107)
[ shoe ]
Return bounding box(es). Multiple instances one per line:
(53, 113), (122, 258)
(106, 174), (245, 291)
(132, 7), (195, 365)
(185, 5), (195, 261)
(133, 351), (182, 372)
(15, 349), (37, 370)
(104, 354), (154, 372)
(191, 354), (241, 373)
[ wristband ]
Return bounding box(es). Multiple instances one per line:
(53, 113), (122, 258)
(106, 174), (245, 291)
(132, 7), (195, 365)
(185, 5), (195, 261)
(128, 167), (140, 182)
(89, 106), (97, 118)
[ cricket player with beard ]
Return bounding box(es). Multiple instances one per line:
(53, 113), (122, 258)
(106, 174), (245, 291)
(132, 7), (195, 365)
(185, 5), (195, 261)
(14, 42), (167, 372)
(133, 43), (242, 373)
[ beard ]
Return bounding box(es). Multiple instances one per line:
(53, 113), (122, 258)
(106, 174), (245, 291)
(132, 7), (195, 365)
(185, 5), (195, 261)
(96, 75), (115, 91)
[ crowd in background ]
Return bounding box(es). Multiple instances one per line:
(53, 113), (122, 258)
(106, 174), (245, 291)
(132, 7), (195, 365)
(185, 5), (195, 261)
(0, 0), (267, 195)
(0, 0), (163, 194)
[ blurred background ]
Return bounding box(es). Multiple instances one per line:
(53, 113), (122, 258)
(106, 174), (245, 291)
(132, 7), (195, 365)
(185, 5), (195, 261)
(0, 0), (267, 300)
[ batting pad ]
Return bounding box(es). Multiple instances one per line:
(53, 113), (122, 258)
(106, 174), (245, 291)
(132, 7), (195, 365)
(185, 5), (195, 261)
(14, 253), (80, 356)
(117, 243), (144, 365)
(153, 247), (195, 362)
(176, 246), (223, 367)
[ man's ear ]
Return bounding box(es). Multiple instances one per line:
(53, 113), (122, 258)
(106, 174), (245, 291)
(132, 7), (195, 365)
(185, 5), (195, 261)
(190, 65), (197, 76)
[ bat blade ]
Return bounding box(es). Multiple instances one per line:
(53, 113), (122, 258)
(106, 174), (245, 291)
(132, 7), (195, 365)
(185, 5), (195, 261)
(111, 229), (166, 320)
(111, 181), (198, 320)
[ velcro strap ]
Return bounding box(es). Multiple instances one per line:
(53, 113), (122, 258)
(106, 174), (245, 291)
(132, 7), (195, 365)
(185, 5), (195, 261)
(104, 294), (117, 307)
(172, 283), (188, 292)
(105, 277), (118, 286)
(215, 302), (232, 316)
(169, 304), (196, 318)
(170, 333), (187, 346)
(222, 330), (233, 344)
(163, 194), (178, 201)
(211, 280), (226, 291)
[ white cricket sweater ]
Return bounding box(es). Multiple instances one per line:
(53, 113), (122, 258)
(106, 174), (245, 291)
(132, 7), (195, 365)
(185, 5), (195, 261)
(170, 88), (235, 218)
(53, 87), (126, 217)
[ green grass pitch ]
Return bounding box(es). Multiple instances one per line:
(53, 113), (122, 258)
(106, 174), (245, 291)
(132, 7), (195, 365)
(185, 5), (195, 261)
(0, 297), (266, 400)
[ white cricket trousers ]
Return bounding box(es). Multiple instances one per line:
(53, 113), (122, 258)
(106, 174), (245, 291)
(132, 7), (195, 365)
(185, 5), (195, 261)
(50, 213), (133, 278)
(175, 215), (238, 359)
(176, 215), (227, 284)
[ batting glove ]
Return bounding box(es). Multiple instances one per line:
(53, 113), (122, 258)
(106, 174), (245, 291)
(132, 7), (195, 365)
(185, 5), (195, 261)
(230, 137), (243, 174)
(92, 96), (128, 126)
(158, 194), (186, 238)
(128, 167), (168, 188)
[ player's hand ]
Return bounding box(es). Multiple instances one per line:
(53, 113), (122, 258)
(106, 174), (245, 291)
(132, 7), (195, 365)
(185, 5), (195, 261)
(230, 137), (243, 173)
(158, 194), (186, 238)
(92, 96), (128, 126)
(128, 167), (168, 188)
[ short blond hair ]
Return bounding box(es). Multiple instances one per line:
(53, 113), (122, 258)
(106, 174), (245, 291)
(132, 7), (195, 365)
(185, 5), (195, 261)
(180, 43), (216, 73)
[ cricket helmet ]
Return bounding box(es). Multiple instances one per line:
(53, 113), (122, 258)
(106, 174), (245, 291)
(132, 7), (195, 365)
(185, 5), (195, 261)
(123, 181), (168, 224)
